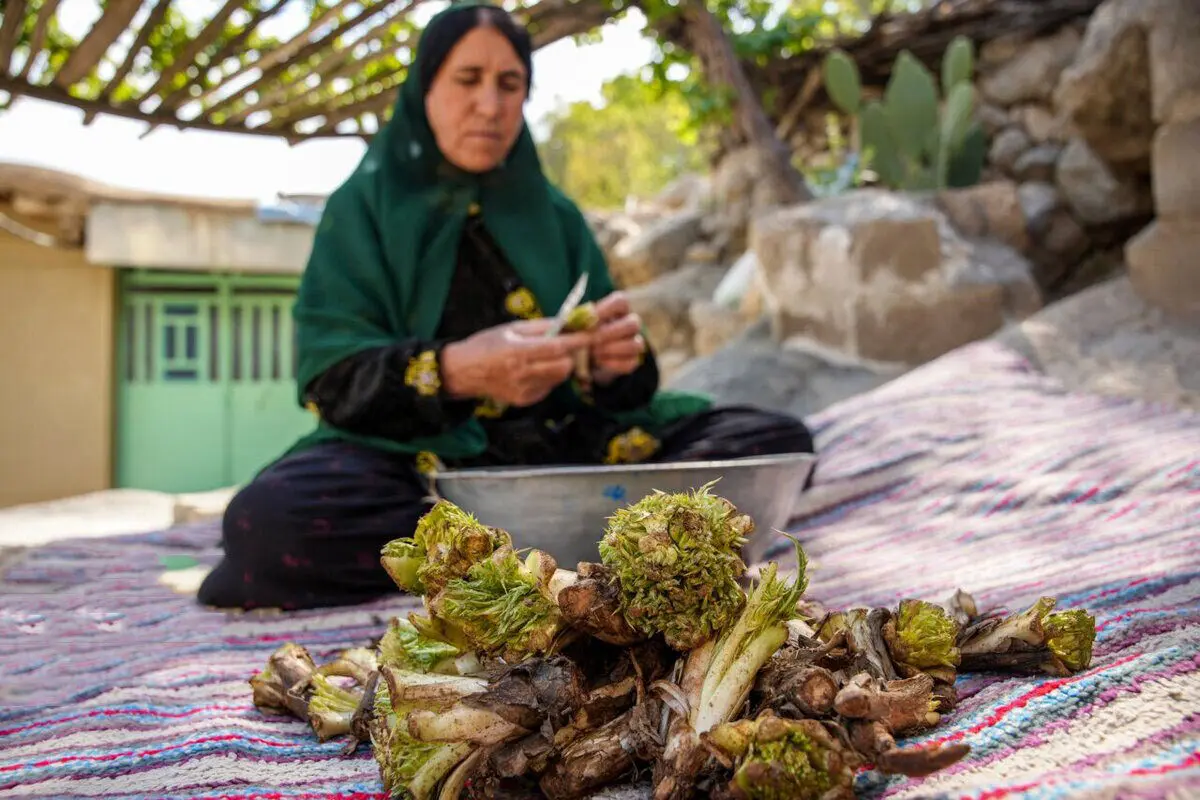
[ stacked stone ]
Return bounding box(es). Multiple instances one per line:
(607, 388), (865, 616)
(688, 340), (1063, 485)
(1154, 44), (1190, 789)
(1124, 1), (1200, 316)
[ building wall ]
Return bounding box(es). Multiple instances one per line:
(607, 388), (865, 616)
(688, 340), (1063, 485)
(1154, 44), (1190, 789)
(0, 228), (115, 508)
(87, 201), (314, 274)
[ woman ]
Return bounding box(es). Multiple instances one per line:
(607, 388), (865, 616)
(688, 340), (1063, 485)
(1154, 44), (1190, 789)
(197, 1), (816, 611)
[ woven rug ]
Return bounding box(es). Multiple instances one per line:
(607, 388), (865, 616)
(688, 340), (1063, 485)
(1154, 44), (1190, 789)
(2, 340), (1197, 799)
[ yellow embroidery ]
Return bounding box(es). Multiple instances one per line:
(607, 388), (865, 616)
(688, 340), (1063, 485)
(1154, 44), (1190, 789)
(404, 350), (442, 397)
(414, 451), (443, 476)
(304, 400), (321, 419)
(604, 427), (660, 465)
(504, 287), (542, 320)
(474, 397), (507, 418)
(467, 202), (481, 216)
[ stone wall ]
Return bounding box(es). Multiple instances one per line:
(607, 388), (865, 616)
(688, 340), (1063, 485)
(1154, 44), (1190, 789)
(780, 15), (1166, 299)
(1102, 0), (1200, 317)
(588, 174), (1047, 384)
(586, 0), (1198, 398)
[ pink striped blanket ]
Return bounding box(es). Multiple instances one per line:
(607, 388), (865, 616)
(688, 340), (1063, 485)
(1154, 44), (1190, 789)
(1, 341), (1197, 799)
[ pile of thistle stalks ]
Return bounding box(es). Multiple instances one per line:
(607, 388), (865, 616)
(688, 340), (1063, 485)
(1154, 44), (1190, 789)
(250, 486), (1098, 800)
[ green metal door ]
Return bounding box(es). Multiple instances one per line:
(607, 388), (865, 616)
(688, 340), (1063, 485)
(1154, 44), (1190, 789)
(116, 271), (315, 493)
(227, 281), (310, 482)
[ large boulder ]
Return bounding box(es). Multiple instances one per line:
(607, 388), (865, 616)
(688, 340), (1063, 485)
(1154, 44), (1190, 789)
(1055, 137), (1153, 225)
(666, 320), (901, 420)
(1149, 116), (1200, 218)
(934, 180), (1029, 253)
(979, 25), (1083, 106)
(608, 210), (704, 288)
(750, 189), (1042, 367)
(1054, 0), (1200, 164)
(624, 263), (727, 381)
(709, 144), (798, 255)
(1125, 220), (1200, 317)
(652, 173), (711, 214)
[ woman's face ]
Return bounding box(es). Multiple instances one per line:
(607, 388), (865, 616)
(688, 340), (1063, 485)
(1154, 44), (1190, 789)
(424, 24), (529, 173)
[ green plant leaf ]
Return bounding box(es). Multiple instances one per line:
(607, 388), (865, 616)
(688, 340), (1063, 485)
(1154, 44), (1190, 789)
(822, 49), (862, 115)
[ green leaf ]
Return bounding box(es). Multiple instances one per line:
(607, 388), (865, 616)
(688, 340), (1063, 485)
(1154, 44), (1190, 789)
(822, 49), (862, 115)
(941, 35), (975, 95)
(946, 122), (987, 188)
(883, 51), (940, 164)
(860, 100), (902, 188)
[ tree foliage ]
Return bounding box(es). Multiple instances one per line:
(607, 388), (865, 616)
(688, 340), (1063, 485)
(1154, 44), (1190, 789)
(634, 0), (934, 132)
(3, 0), (938, 141)
(537, 72), (710, 209)
(532, 0), (936, 206)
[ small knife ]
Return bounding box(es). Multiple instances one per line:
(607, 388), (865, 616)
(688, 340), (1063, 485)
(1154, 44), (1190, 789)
(543, 272), (589, 337)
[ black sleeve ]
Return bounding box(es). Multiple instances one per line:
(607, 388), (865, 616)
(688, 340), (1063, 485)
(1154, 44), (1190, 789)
(585, 346), (661, 413)
(302, 340), (477, 441)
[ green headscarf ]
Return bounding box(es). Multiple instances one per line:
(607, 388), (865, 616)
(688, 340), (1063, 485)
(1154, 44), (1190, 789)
(289, 1), (710, 461)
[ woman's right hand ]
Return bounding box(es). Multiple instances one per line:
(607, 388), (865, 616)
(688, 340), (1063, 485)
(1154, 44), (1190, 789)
(440, 319), (591, 407)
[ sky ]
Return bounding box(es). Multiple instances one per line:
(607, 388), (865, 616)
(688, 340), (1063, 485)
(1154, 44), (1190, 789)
(0, 0), (657, 201)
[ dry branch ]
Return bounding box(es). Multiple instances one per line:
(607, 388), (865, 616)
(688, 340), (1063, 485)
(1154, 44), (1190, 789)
(156, 0), (293, 113)
(95, 0), (173, 106)
(0, 0), (1100, 143)
(0, 0), (29, 77)
(54, 0), (141, 88)
(15, 0), (62, 81)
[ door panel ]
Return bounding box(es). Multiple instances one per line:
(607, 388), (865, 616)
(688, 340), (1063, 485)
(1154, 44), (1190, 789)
(116, 282), (227, 492)
(227, 286), (314, 482)
(115, 272), (314, 493)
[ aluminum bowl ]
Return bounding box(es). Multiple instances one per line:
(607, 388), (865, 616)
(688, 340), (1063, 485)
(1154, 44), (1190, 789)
(432, 452), (816, 569)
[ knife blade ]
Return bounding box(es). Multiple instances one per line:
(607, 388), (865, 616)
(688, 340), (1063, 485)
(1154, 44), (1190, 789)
(543, 272), (590, 337)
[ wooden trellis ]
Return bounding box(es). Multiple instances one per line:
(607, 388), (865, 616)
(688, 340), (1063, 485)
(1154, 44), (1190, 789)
(0, 0), (618, 141)
(0, 0), (1100, 144)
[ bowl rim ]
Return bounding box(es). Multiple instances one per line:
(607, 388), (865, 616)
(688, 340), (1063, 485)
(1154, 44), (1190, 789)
(434, 451), (817, 482)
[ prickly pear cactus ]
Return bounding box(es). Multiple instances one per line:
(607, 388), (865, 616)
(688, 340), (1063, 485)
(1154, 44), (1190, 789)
(820, 35), (985, 190)
(823, 50), (862, 115)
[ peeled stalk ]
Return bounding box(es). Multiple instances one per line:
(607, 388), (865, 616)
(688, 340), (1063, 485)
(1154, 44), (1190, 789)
(307, 674), (363, 742)
(653, 547), (808, 800)
(959, 597), (1096, 677)
(407, 704), (530, 745)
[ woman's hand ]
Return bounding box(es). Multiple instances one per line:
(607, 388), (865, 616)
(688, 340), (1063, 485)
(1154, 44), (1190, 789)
(440, 319), (591, 407)
(588, 292), (646, 386)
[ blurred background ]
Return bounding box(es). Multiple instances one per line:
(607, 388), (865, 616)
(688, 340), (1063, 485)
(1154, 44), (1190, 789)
(0, 0), (1195, 514)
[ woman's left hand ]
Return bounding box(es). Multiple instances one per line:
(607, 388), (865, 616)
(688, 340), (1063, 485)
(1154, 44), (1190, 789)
(588, 292), (646, 385)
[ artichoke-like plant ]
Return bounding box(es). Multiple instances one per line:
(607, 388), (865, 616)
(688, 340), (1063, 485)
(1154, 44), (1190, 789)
(307, 674), (363, 742)
(377, 617), (479, 676)
(702, 711), (859, 800)
(380, 500), (512, 597)
(885, 599), (961, 683)
(428, 546), (565, 662)
(959, 597), (1096, 677)
(599, 485), (753, 651)
(563, 302), (600, 332)
(369, 681), (475, 800)
(653, 551), (809, 800)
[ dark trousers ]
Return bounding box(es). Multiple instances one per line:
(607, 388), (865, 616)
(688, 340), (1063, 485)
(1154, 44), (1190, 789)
(197, 406), (815, 610)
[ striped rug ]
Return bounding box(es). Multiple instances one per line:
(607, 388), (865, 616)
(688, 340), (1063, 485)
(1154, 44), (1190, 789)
(1, 340), (1197, 799)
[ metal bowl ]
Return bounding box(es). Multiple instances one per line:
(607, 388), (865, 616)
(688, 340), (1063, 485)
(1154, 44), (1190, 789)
(432, 452), (816, 569)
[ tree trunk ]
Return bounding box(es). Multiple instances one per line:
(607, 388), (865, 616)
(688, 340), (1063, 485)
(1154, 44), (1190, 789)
(669, 1), (812, 204)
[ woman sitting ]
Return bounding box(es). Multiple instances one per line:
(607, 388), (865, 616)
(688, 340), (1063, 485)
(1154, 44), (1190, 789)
(197, 1), (816, 611)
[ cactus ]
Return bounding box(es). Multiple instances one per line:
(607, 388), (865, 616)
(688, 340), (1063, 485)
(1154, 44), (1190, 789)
(823, 50), (863, 115)
(821, 36), (984, 190)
